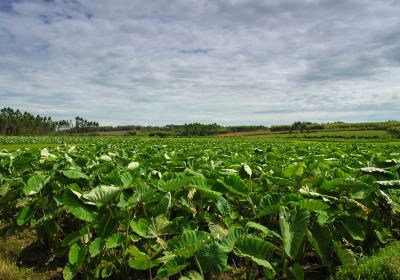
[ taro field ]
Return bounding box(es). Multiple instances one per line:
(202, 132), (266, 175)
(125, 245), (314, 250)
(0, 137), (399, 279)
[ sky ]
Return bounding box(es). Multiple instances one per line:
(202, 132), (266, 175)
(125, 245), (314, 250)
(0, 0), (399, 126)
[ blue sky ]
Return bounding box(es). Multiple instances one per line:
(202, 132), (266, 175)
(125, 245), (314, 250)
(0, 0), (399, 126)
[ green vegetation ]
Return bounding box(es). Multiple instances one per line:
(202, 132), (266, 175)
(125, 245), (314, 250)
(0, 137), (399, 279)
(2, 107), (400, 139)
(335, 242), (400, 280)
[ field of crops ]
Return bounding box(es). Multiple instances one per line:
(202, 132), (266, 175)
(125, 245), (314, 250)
(0, 137), (399, 279)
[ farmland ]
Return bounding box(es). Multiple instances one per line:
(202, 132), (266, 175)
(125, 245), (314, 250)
(0, 136), (399, 279)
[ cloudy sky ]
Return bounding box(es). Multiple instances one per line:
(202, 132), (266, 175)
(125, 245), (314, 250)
(0, 0), (399, 126)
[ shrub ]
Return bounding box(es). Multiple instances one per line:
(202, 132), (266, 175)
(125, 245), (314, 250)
(335, 242), (400, 280)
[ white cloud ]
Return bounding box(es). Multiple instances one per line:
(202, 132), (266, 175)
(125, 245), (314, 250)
(0, 0), (399, 125)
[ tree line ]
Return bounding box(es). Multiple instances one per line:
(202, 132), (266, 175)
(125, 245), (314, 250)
(0, 107), (99, 136)
(1, 107), (399, 137)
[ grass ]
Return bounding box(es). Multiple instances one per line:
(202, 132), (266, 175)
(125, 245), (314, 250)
(335, 241), (400, 280)
(0, 229), (61, 280)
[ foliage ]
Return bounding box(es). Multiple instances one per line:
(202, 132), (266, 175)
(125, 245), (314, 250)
(335, 242), (400, 280)
(0, 137), (399, 279)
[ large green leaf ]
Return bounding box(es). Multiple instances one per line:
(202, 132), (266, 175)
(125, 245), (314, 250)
(289, 263), (304, 280)
(150, 192), (171, 216)
(196, 241), (228, 273)
(82, 185), (120, 206)
(279, 206), (310, 258)
(307, 224), (332, 265)
(89, 237), (105, 257)
(69, 243), (87, 266)
(62, 190), (97, 222)
(168, 230), (209, 258)
(221, 227), (244, 252)
(190, 176), (221, 198)
(17, 206), (35, 226)
(179, 271), (203, 280)
(118, 182), (152, 209)
(283, 163), (305, 178)
(127, 245), (159, 270)
(343, 219), (366, 241)
(106, 233), (124, 249)
(63, 170), (88, 180)
(157, 256), (189, 278)
(334, 242), (357, 268)
(158, 176), (190, 192)
(246, 221), (282, 240)
(23, 174), (48, 196)
(63, 264), (76, 280)
(61, 228), (88, 247)
(294, 199), (330, 212)
(234, 236), (276, 272)
(217, 174), (248, 196)
(148, 215), (170, 238)
(130, 218), (150, 238)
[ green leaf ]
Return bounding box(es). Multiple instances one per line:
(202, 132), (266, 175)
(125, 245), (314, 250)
(130, 218), (150, 238)
(374, 228), (392, 243)
(23, 174), (47, 196)
(82, 185), (120, 206)
(246, 221), (282, 240)
(63, 264), (76, 280)
(118, 183), (152, 208)
(69, 243), (86, 266)
(120, 172), (133, 186)
(343, 219), (366, 241)
(221, 227), (244, 252)
(17, 206), (34, 226)
(190, 176), (221, 198)
(62, 228), (87, 247)
(148, 215), (170, 238)
(197, 241), (228, 273)
(283, 163), (305, 178)
(158, 176), (190, 192)
(279, 206), (310, 258)
(234, 237), (276, 271)
(157, 256), (189, 278)
(289, 263), (304, 280)
(334, 242), (357, 268)
(321, 178), (369, 193)
(217, 174), (248, 196)
(294, 199), (330, 212)
(150, 192), (171, 216)
(89, 237), (105, 257)
(106, 233), (124, 249)
(62, 190), (97, 222)
(256, 194), (281, 217)
(168, 230), (209, 258)
(307, 224), (332, 265)
(127, 245), (158, 270)
(63, 170), (88, 180)
(179, 270), (204, 280)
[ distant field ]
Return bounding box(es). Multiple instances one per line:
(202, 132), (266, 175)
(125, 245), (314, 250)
(219, 129), (394, 139)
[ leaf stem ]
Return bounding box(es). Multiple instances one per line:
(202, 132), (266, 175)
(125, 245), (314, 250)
(194, 254), (204, 279)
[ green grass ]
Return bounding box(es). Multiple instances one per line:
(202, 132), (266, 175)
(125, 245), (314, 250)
(335, 241), (400, 280)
